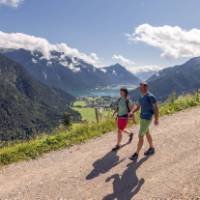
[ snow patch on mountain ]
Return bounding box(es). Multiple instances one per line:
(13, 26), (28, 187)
(0, 31), (99, 66)
(100, 68), (107, 73)
(112, 70), (117, 76)
(32, 58), (37, 64)
(42, 72), (47, 80)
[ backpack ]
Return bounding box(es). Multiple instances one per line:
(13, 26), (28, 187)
(116, 97), (131, 113)
(115, 97), (136, 124)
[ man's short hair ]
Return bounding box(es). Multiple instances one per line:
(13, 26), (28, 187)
(140, 81), (148, 87)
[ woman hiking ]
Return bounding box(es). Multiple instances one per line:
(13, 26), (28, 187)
(112, 87), (135, 151)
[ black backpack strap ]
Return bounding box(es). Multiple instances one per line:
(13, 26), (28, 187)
(125, 98), (131, 112)
(116, 97), (121, 111)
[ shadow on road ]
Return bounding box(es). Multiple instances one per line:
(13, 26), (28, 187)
(102, 156), (150, 200)
(86, 143), (128, 180)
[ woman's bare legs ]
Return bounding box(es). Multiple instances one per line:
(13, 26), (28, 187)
(117, 129), (123, 146)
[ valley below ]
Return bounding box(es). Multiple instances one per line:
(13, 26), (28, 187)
(69, 84), (137, 97)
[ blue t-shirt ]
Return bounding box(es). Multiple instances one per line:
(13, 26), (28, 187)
(139, 93), (157, 120)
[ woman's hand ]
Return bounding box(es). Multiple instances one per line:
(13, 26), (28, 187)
(128, 112), (133, 118)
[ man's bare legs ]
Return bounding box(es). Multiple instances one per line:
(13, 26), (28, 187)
(144, 130), (155, 156)
(135, 130), (153, 155)
(130, 130), (155, 160)
(146, 130), (154, 148)
(136, 136), (144, 154)
(130, 135), (144, 160)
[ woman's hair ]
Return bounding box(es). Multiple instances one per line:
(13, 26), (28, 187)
(120, 87), (129, 97)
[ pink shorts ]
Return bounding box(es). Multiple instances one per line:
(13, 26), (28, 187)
(117, 117), (128, 130)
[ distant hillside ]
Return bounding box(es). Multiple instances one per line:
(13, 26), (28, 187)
(3, 49), (140, 93)
(130, 57), (200, 101)
(0, 54), (79, 141)
(136, 70), (158, 81)
(102, 63), (140, 85)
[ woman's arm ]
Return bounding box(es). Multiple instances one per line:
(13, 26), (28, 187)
(130, 104), (140, 115)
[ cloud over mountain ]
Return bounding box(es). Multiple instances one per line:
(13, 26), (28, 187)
(112, 53), (162, 74)
(128, 65), (162, 74)
(127, 24), (200, 59)
(112, 54), (135, 66)
(0, 0), (23, 7)
(0, 31), (99, 65)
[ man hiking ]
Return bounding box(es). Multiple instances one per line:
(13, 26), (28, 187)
(112, 87), (135, 151)
(129, 82), (159, 161)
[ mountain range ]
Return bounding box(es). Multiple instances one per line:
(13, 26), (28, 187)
(0, 48), (141, 141)
(131, 57), (200, 101)
(0, 54), (79, 141)
(3, 49), (140, 94)
(2, 46), (200, 141)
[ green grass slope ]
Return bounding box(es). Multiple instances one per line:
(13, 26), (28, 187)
(0, 92), (200, 166)
(0, 54), (78, 141)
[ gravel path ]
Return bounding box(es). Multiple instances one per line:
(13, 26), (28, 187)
(0, 107), (200, 200)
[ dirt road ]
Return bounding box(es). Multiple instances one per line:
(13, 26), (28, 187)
(0, 107), (200, 200)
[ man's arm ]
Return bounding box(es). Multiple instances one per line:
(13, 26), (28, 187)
(153, 103), (159, 125)
(128, 99), (134, 112)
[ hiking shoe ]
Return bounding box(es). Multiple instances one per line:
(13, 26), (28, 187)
(112, 145), (121, 151)
(130, 152), (138, 161)
(128, 133), (134, 144)
(144, 147), (155, 156)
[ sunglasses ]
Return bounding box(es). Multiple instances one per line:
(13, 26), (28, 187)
(140, 83), (148, 86)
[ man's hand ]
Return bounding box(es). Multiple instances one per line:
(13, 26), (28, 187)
(153, 103), (159, 126)
(154, 119), (159, 126)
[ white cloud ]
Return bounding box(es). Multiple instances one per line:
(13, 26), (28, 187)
(127, 24), (200, 59)
(0, 31), (100, 65)
(127, 65), (163, 74)
(112, 53), (162, 74)
(0, 0), (23, 7)
(112, 54), (135, 66)
(90, 53), (99, 62)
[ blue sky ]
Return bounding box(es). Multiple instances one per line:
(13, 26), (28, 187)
(1, 0), (200, 73)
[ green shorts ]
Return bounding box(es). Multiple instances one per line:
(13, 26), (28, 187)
(139, 118), (152, 137)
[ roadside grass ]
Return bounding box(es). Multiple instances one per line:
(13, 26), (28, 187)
(0, 119), (116, 166)
(0, 92), (200, 166)
(160, 93), (200, 116)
